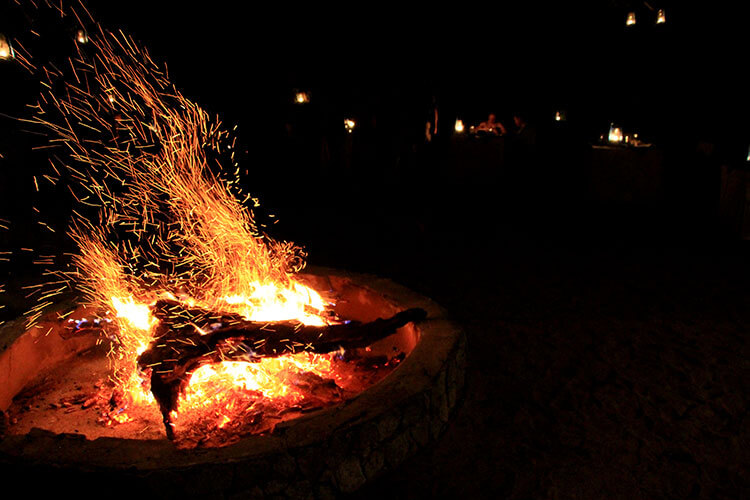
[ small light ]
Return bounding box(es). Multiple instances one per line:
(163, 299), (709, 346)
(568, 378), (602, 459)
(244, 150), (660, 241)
(555, 110), (566, 122)
(656, 9), (666, 24)
(746, 145), (750, 162)
(454, 119), (465, 133)
(294, 91), (310, 104)
(344, 119), (356, 133)
(0, 34), (15, 61)
(75, 29), (89, 44)
(626, 12), (636, 26)
(608, 124), (623, 144)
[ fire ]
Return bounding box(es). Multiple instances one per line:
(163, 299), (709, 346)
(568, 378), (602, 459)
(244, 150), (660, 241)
(181, 353), (335, 407)
(26, 6), (344, 440)
(111, 296), (154, 332)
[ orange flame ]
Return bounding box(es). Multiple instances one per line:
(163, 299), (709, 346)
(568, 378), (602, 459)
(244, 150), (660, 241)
(30, 11), (337, 436)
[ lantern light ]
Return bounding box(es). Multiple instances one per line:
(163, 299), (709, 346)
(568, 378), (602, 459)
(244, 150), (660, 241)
(454, 119), (465, 133)
(0, 34), (15, 61)
(76, 29), (89, 44)
(626, 12), (636, 26)
(554, 110), (567, 122)
(656, 9), (666, 24)
(608, 124), (624, 144)
(294, 91), (310, 104)
(344, 119), (356, 133)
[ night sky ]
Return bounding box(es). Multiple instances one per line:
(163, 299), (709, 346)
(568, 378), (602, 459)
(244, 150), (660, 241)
(3, 2), (747, 161)
(1, 0), (748, 324)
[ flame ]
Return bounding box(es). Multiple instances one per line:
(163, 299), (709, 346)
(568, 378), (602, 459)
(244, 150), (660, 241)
(111, 296), (154, 331)
(28, 8), (342, 438)
(182, 354), (335, 406)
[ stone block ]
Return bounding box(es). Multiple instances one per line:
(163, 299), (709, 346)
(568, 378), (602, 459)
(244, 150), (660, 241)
(384, 432), (410, 468)
(333, 458), (367, 494)
(362, 449), (385, 480)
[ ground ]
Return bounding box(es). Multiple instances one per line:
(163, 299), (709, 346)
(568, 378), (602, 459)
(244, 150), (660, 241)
(282, 180), (750, 499)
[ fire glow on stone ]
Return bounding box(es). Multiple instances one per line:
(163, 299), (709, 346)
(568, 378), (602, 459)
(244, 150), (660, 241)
(26, 6), (342, 440)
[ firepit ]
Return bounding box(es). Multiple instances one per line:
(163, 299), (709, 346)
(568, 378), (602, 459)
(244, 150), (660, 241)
(0, 267), (465, 497)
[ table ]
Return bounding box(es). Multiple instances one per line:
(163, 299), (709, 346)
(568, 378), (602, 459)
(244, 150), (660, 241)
(586, 144), (664, 203)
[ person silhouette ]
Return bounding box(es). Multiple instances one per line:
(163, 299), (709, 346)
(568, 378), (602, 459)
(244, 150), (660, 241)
(476, 113), (506, 135)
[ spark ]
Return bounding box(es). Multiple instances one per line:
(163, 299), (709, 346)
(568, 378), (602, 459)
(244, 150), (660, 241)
(19, 1), (345, 438)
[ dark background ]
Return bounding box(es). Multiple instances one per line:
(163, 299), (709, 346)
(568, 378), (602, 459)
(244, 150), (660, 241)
(1, 2), (749, 498)
(2, 0), (748, 270)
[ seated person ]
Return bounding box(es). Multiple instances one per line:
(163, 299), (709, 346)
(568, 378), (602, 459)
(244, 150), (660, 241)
(476, 113), (506, 135)
(512, 112), (536, 147)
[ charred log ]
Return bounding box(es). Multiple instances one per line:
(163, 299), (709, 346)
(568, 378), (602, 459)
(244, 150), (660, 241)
(136, 300), (426, 439)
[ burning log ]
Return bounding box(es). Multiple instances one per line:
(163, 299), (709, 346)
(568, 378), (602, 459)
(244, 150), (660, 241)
(137, 300), (426, 439)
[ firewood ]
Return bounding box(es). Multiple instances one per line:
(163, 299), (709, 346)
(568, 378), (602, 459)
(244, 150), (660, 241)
(136, 300), (426, 439)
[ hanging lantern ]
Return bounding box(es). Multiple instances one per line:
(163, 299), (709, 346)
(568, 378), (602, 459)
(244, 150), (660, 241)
(344, 118), (356, 133)
(294, 91), (310, 104)
(454, 119), (465, 133)
(0, 34), (15, 61)
(554, 110), (567, 122)
(656, 9), (666, 24)
(626, 12), (636, 26)
(75, 29), (89, 44)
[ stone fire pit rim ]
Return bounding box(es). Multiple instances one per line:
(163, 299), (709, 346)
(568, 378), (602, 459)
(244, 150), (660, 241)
(1, 267), (463, 473)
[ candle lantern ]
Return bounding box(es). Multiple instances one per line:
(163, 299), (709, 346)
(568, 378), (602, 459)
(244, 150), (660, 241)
(626, 12), (636, 26)
(76, 29), (89, 44)
(0, 34), (15, 61)
(294, 91), (310, 104)
(656, 9), (666, 24)
(554, 110), (567, 122)
(454, 119), (465, 133)
(344, 119), (356, 133)
(608, 124), (624, 144)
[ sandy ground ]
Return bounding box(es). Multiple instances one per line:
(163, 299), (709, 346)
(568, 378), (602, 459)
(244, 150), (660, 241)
(312, 197), (750, 499)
